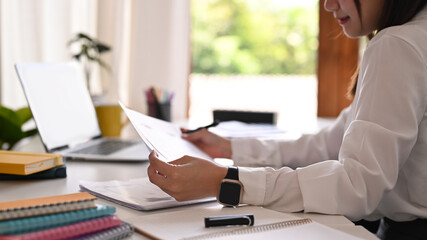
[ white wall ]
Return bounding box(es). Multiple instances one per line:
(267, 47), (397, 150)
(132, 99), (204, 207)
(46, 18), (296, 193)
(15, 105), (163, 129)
(0, 0), (190, 122)
(128, 0), (190, 121)
(0, 0), (97, 109)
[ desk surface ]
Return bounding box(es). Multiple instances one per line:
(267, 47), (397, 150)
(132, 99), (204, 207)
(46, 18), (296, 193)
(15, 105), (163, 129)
(0, 135), (378, 240)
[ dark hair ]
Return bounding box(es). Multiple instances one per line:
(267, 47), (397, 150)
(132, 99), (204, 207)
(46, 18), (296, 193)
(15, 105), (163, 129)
(348, 0), (427, 99)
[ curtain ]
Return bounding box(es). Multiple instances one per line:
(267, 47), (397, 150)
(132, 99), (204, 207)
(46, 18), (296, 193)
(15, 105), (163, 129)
(0, 0), (190, 121)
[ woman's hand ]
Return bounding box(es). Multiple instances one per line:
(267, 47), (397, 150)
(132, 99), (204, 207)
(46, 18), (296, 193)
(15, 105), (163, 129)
(147, 150), (228, 201)
(181, 128), (232, 159)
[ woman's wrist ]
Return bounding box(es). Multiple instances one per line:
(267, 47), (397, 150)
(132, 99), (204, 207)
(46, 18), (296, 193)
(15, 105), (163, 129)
(220, 138), (232, 159)
(213, 165), (228, 196)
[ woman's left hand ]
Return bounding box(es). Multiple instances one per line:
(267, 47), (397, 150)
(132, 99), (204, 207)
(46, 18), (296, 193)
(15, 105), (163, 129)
(147, 150), (228, 201)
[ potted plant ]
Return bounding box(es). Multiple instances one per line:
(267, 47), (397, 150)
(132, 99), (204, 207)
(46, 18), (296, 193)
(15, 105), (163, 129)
(0, 105), (37, 150)
(68, 33), (111, 95)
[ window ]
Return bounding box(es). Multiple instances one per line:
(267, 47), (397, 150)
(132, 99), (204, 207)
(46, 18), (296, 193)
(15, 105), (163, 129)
(189, 0), (320, 132)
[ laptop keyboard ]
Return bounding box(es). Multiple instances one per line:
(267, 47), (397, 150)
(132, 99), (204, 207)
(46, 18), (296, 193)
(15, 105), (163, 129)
(71, 140), (137, 155)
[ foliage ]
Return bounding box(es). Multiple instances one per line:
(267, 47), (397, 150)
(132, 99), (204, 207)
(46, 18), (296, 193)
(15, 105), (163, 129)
(191, 0), (318, 75)
(0, 106), (37, 150)
(68, 33), (111, 93)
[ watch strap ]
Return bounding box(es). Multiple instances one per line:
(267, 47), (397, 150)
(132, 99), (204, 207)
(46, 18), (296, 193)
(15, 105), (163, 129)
(225, 166), (239, 180)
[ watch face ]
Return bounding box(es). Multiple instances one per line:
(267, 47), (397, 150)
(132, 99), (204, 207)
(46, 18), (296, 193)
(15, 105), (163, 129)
(219, 181), (242, 206)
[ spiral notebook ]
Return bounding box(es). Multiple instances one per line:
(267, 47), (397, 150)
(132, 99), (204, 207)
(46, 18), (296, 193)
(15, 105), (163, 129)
(128, 205), (363, 240)
(0, 215), (122, 240)
(0, 205), (116, 235)
(0, 192), (96, 221)
(78, 221), (134, 240)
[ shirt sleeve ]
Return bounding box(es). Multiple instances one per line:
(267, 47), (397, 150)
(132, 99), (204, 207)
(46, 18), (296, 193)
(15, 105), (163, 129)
(231, 107), (349, 169)
(234, 34), (427, 220)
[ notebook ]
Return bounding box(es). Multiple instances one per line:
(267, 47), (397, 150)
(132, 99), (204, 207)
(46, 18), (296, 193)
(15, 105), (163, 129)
(79, 221), (134, 240)
(128, 205), (363, 240)
(0, 192), (96, 221)
(15, 62), (149, 162)
(0, 165), (67, 180)
(0, 150), (63, 175)
(0, 215), (124, 240)
(79, 177), (215, 211)
(0, 205), (116, 235)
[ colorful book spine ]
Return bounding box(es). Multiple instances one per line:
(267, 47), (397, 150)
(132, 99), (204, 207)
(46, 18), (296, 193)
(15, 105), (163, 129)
(0, 215), (122, 240)
(0, 192), (96, 221)
(0, 205), (115, 235)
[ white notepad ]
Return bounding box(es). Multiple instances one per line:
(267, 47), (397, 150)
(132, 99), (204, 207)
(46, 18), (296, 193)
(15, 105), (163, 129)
(79, 177), (215, 211)
(127, 205), (364, 240)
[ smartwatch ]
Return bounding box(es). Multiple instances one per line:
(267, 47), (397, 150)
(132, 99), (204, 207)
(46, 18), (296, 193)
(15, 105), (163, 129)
(218, 166), (243, 207)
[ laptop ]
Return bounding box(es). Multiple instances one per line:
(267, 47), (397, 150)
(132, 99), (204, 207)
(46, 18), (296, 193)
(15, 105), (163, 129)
(15, 62), (149, 161)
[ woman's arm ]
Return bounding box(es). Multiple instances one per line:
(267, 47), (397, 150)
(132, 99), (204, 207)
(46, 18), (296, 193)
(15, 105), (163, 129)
(232, 107), (349, 169)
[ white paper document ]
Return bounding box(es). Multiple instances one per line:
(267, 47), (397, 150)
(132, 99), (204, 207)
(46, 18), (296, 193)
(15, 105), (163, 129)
(119, 102), (212, 162)
(209, 121), (286, 138)
(79, 178), (215, 211)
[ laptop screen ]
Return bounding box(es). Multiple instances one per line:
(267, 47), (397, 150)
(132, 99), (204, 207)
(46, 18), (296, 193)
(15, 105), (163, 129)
(16, 62), (101, 151)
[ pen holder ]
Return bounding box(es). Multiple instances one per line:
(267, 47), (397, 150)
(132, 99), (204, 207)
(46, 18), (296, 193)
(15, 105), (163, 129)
(147, 102), (171, 122)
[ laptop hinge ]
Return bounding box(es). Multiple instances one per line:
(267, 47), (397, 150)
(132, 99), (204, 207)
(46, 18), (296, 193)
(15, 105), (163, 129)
(50, 145), (69, 152)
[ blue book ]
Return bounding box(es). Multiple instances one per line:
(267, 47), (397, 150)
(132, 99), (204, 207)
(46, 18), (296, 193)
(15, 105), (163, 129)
(0, 205), (115, 235)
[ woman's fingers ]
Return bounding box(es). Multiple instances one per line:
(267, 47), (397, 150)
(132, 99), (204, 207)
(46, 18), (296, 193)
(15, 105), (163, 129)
(181, 128), (208, 142)
(147, 151), (175, 188)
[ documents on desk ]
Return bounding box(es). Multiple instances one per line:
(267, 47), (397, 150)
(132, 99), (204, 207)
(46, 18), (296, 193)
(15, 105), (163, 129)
(209, 120), (286, 138)
(78, 103), (215, 211)
(128, 205), (364, 240)
(119, 102), (211, 162)
(79, 177), (215, 211)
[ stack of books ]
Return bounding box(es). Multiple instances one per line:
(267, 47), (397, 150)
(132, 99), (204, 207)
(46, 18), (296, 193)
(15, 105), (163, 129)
(0, 151), (66, 180)
(0, 192), (134, 240)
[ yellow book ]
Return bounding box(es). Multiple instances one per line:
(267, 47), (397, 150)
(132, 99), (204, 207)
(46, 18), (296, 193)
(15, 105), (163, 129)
(0, 150), (63, 175)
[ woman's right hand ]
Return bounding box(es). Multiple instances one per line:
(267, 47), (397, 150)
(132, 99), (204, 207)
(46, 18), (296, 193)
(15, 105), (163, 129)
(181, 128), (232, 159)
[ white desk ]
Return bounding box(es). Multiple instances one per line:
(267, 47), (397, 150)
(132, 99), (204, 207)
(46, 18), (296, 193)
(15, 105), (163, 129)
(1, 135), (378, 240)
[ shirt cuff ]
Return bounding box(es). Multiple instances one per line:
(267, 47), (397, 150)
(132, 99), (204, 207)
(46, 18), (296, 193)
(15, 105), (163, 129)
(238, 167), (266, 205)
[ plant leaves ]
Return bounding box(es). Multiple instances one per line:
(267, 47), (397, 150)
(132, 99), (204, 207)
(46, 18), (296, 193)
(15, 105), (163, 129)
(67, 32), (112, 74)
(95, 43), (111, 53)
(0, 115), (24, 143)
(0, 106), (21, 128)
(77, 33), (93, 41)
(0, 106), (32, 147)
(73, 53), (82, 60)
(15, 107), (33, 126)
(24, 128), (38, 138)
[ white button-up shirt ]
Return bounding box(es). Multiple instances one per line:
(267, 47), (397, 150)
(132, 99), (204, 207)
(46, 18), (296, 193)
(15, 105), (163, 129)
(231, 6), (427, 222)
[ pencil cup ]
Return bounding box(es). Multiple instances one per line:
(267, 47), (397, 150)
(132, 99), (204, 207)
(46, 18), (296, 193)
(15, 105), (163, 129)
(147, 102), (171, 122)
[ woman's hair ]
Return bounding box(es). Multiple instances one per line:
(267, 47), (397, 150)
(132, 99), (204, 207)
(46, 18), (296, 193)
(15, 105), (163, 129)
(348, 0), (427, 99)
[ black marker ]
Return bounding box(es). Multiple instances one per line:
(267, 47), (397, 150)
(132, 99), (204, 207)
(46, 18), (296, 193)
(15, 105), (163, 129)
(205, 214), (254, 228)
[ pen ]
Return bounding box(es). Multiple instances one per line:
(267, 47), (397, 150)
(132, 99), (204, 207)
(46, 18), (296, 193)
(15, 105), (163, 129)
(205, 214), (254, 228)
(185, 120), (220, 133)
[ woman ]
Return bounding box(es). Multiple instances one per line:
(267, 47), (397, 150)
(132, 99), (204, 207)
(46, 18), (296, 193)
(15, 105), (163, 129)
(148, 0), (427, 239)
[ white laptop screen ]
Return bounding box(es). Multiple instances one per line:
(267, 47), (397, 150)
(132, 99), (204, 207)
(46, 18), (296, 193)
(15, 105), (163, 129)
(16, 62), (101, 151)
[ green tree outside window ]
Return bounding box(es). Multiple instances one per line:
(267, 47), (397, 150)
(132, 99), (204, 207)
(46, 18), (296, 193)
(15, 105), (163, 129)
(191, 0), (318, 75)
